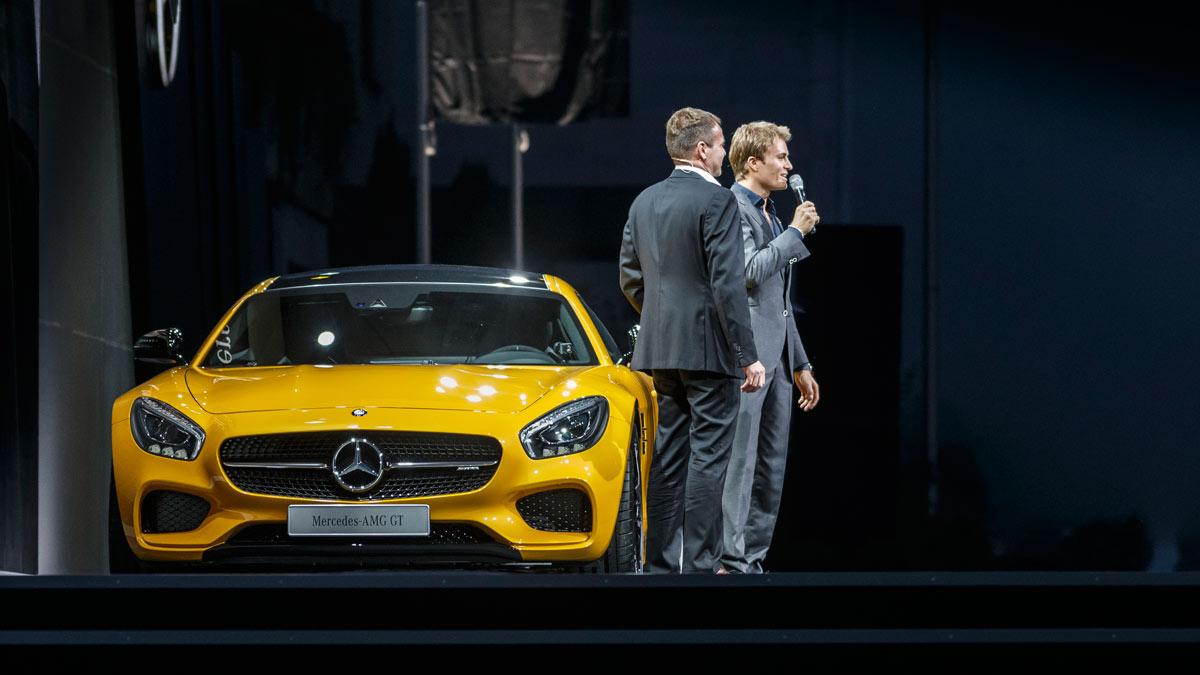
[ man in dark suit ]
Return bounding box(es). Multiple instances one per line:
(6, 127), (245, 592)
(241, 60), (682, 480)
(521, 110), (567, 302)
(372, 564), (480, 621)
(721, 121), (821, 574)
(619, 107), (766, 573)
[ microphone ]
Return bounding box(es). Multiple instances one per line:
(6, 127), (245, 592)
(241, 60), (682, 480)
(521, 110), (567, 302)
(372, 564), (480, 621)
(788, 174), (814, 235)
(788, 174), (806, 203)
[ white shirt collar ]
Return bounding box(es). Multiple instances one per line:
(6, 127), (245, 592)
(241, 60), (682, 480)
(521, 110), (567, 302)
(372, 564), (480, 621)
(675, 164), (720, 186)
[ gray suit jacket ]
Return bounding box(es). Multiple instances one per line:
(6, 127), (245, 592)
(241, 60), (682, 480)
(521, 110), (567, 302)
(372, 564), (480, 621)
(619, 169), (757, 377)
(732, 185), (810, 373)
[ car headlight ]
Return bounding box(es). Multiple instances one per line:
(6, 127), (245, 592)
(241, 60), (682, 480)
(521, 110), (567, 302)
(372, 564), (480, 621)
(129, 397), (206, 461)
(519, 396), (609, 459)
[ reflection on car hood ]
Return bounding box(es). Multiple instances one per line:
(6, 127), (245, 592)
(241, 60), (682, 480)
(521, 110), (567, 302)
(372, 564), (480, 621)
(184, 364), (592, 414)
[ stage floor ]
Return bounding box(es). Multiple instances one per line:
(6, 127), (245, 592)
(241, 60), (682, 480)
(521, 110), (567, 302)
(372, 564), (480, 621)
(3, 571), (1199, 648)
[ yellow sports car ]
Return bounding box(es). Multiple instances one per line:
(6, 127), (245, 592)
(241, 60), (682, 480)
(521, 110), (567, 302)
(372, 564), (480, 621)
(111, 265), (654, 571)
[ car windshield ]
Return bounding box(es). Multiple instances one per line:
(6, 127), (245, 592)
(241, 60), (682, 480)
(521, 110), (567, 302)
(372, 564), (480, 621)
(201, 283), (597, 367)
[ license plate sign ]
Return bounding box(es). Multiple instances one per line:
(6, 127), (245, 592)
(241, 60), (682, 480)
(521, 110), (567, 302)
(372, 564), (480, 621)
(287, 504), (430, 536)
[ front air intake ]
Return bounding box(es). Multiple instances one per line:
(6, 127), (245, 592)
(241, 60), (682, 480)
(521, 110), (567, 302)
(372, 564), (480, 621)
(141, 490), (210, 533)
(516, 488), (592, 533)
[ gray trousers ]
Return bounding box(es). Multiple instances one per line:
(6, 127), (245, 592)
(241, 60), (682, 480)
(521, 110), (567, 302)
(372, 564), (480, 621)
(645, 370), (740, 573)
(721, 358), (793, 573)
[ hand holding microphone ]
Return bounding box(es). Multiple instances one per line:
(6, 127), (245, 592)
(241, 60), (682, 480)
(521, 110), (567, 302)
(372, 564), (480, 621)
(788, 174), (819, 237)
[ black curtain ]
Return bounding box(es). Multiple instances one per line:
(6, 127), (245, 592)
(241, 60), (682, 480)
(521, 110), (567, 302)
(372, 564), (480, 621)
(0, 0), (39, 574)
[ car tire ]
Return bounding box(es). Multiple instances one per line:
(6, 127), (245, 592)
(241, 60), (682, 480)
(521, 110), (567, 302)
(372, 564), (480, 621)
(577, 420), (643, 573)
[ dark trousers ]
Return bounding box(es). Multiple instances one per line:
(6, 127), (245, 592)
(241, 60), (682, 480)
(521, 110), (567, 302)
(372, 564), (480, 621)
(645, 369), (740, 573)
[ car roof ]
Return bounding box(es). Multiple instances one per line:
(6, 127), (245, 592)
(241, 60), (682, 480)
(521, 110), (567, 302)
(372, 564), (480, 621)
(268, 265), (549, 291)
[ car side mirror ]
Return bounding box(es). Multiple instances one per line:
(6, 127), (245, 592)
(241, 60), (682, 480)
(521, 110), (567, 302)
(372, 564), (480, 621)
(616, 324), (640, 366)
(134, 328), (187, 366)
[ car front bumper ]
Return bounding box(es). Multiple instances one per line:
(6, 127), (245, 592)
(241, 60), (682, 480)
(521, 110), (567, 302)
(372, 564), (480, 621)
(112, 404), (635, 565)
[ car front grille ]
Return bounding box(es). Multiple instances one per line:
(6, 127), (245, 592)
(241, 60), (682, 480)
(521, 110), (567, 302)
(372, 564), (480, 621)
(219, 430), (502, 500)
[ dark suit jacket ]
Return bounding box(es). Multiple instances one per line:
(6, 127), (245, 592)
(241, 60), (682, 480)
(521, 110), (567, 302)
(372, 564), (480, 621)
(732, 185), (810, 373)
(619, 168), (757, 377)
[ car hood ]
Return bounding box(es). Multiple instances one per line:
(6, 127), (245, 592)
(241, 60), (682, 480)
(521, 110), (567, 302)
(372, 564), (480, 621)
(184, 364), (592, 414)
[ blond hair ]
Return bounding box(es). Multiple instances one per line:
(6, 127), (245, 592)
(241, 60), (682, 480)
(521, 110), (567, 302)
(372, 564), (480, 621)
(665, 107), (722, 160)
(729, 121), (792, 181)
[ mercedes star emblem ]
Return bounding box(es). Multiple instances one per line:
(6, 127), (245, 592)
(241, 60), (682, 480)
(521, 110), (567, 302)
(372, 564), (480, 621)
(331, 438), (385, 493)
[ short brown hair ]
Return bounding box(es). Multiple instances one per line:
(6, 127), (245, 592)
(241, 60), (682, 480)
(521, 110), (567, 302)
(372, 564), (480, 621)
(729, 121), (792, 181)
(665, 107), (722, 159)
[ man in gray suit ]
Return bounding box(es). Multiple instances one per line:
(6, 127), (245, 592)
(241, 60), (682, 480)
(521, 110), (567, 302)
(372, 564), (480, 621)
(721, 121), (821, 574)
(619, 107), (766, 573)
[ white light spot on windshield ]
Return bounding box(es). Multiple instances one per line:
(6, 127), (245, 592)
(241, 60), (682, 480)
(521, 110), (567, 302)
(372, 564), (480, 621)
(317, 331), (335, 346)
(509, 275), (529, 284)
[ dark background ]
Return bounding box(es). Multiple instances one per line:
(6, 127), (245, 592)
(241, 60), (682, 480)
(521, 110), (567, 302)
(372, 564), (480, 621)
(4, 0), (1199, 573)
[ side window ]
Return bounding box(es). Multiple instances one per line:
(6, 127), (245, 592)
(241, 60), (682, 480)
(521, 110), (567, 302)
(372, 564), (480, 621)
(555, 303), (591, 364)
(580, 297), (621, 364)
